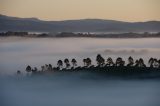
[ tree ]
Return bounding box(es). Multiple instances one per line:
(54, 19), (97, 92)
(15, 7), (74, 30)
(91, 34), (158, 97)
(57, 60), (63, 69)
(139, 58), (146, 67)
(106, 57), (114, 66)
(41, 66), (45, 71)
(64, 58), (70, 69)
(116, 57), (121, 66)
(148, 58), (154, 67)
(71, 58), (77, 68)
(86, 58), (92, 67)
(96, 54), (105, 67)
(26, 65), (32, 73)
(48, 64), (52, 71)
(83, 59), (87, 66)
(127, 56), (134, 66)
(32, 67), (38, 73)
(135, 60), (139, 67)
(116, 57), (125, 66)
(153, 58), (159, 68)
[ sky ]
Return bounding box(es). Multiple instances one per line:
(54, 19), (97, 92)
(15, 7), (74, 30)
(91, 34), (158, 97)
(0, 0), (160, 22)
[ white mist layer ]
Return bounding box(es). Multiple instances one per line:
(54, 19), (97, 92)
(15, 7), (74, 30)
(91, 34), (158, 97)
(0, 37), (160, 106)
(0, 37), (160, 75)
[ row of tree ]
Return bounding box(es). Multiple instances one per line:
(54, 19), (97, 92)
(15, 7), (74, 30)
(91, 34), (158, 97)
(24, 54), (160, 73)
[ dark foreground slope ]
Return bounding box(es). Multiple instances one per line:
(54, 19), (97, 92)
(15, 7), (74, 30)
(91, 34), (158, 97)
(31, 66), (160, 79)
(1, 73), (160, 106)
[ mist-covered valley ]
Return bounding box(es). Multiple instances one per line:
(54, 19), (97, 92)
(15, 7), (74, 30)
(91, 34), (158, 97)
(0, 37), (160, 106)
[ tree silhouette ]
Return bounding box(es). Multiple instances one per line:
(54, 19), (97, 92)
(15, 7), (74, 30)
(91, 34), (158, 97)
(148, 58), (154, 67)
(106, 57), (114, 66)
(41, 66), (45, 71)
(48, 64), (52, 71)
(64, 58), (70, 69)
(26, 65), (32, 73)
(57, 60), (63, 69)
(86, 58), (92, 67)
(32, 67), (38, 73)
(127, 56), (134, 66)
(96, 54), (105, 67)
(139, 58), (146, 67)
(135, 60), (139, 67)
(71, 58), (77, 68)
(116, 57), (121, 66)
(83, 59), (87, 66)
(21, 55), (160, 75)
(116, 57), (125, 66)
(153, 58), (159, 68)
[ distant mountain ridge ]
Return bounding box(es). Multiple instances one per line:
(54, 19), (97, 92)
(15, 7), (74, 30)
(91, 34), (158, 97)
(0, 14), (160, 32)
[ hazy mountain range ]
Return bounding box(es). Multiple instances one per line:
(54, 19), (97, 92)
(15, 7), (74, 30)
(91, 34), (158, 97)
(0, 14), (160, 32)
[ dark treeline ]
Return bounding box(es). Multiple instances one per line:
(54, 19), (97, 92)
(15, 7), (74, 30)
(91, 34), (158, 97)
(0, 31), (29, 36)
(56, 32), (160, 38)
(0, 31), (49, 37)
(17, 54), (160, 75)
(1, 31), (160, 38)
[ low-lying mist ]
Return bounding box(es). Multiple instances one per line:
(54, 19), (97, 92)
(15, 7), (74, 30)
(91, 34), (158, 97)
(0, 37), (160, 106)
(0, 37), (160, 75)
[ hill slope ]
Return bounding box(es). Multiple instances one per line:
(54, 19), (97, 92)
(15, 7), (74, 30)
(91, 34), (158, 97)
(0, 14), (160, 32)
